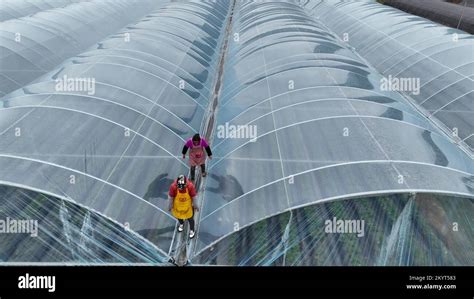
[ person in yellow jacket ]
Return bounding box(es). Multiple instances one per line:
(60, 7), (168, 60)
(168, 175), (199, 238)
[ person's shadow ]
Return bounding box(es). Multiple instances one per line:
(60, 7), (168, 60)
(143, 173), (175, 201)
(207, 173), (244, 202)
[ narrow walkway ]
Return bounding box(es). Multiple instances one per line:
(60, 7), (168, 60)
(169, 0), (236, 266)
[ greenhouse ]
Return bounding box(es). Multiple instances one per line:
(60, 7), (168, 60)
(0, 0), (472, 266)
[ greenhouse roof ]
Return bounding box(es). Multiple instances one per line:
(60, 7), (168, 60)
(0, 0), (472, 264)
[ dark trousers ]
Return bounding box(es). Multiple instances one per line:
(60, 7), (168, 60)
(178, 214), (195, 231)
(190, 164), (205, 180)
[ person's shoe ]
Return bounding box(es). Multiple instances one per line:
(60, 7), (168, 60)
(202, 172), (207, 177)
(178, 224), (184, 232)
(189, 230), (195, 239)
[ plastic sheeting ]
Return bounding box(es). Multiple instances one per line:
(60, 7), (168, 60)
(0, 0), (473, 265)
(0, 0), (232, 256)
(193, 193), (474, 266)
(0, 185), (166, 263)
(193, 0), (474, 256)
(0, 0), (164, 96)
(301, 0), (474, 153)
(0, 0), (82, 22)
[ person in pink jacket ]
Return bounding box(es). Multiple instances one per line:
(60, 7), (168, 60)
(182, 133), (212, 181)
